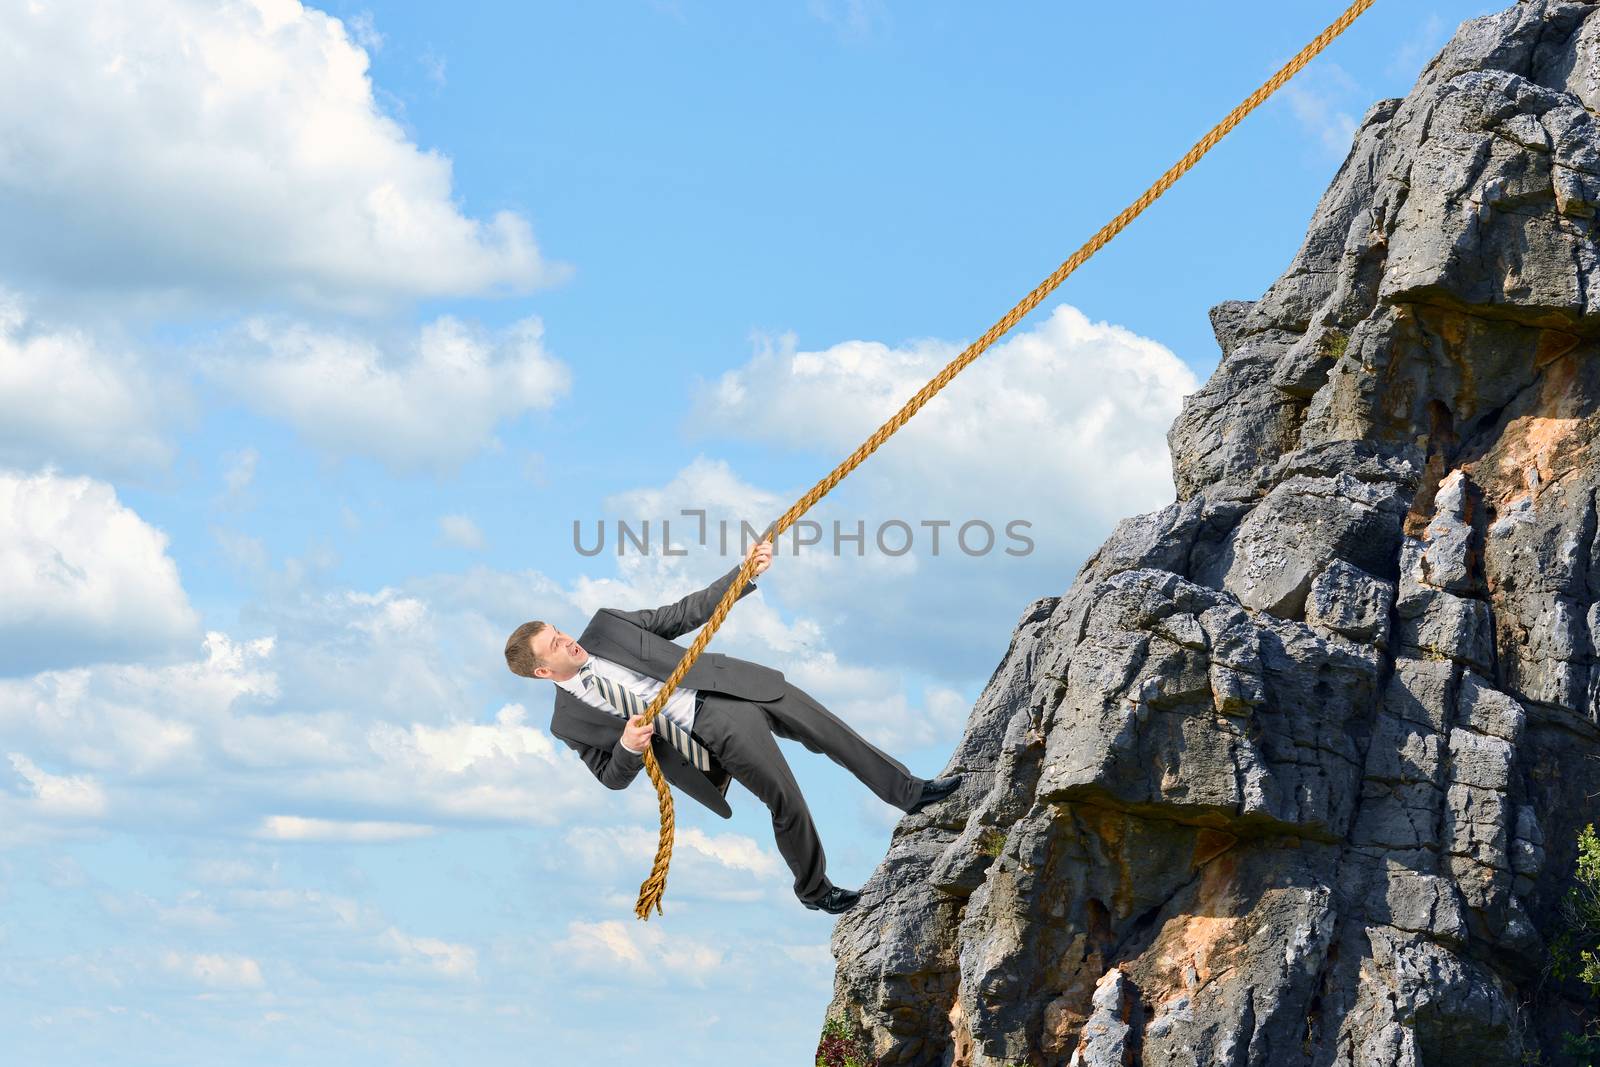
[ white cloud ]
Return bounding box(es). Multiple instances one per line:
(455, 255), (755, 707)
(238, 579), (472, 724)
(564, 824), (781, 882)
(160, 950), (265, 990)
(6, 753), (108, 819)
(438, 514), (486, 552)
(678, 826), (781, 878)
(688, 303), (1194, 539)
(0, 294), (185, 476)
(554, 919), (722, 984)
(204, 315), (570, 473)
(0, 469), (200, 675)
(0, 632), (274, 789)
(254, 815), (435, 842)
(348, 705), (598, 824)
(0, 0), (566, 309)
(346, 10), (383, 52)
(1278, 61), (1362, 159)
(0, 618), (613, 843)
(343, 588), (430, 640)
(375, 926), (476, 980)
(222, 448), (260, 498)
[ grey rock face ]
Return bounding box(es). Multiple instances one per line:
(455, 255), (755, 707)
(824, 3), (1600, 1064)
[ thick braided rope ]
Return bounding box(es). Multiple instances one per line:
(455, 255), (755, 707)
(632, 0), (1378, 920)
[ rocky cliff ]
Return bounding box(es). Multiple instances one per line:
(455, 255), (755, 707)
(825, 3), (1600, 1064)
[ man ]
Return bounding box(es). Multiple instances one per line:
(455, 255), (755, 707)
(502, 540), (960, 914)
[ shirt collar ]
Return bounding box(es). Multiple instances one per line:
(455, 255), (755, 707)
(553, 657), (597, 695)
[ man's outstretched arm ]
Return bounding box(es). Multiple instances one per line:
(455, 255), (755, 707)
(608, 541), (772, 640)
(560, 734), (646, 791)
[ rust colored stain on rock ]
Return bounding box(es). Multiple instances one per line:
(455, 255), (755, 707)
(1468, 348), (1593, 511)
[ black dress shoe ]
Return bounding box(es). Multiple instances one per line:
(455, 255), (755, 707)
(802, 886), (861, 914)
(906, 774), (961, 815)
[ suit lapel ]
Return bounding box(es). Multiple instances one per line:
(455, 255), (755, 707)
(550, 687), (625, 746)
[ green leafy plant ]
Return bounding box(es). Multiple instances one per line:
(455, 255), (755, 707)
(1550, 824), (1600, 1060)
(1561, 1028), (1600, 1064)
(1551, 825), (1600, 992)
(1324, 329), (1350, 361)
(978, 828), (1007, 858)
(816, 1015), (880, 1067)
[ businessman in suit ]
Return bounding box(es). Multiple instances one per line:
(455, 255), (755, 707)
(502, 540), (960, 914)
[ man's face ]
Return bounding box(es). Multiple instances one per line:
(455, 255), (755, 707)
(530, 625), (588, 681)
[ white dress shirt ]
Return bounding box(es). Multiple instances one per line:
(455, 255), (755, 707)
(554, 652), (702, 755)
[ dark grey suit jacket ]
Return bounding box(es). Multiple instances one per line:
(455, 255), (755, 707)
(548, 563), (785, 819)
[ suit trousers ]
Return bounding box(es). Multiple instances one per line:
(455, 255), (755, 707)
(692, 682), (925, 903)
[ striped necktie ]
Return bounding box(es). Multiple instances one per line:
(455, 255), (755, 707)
(579, 662), (713, 772)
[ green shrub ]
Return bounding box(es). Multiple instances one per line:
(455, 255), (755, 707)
(1325, 329), (1350, 361)
(1550, 824), (1600, 1060)
(1551, 825), (1600, 993)
(816, 1015), (879, 1067)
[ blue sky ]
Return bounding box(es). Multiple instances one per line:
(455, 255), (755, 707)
(0, 1), (1502, 1063)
